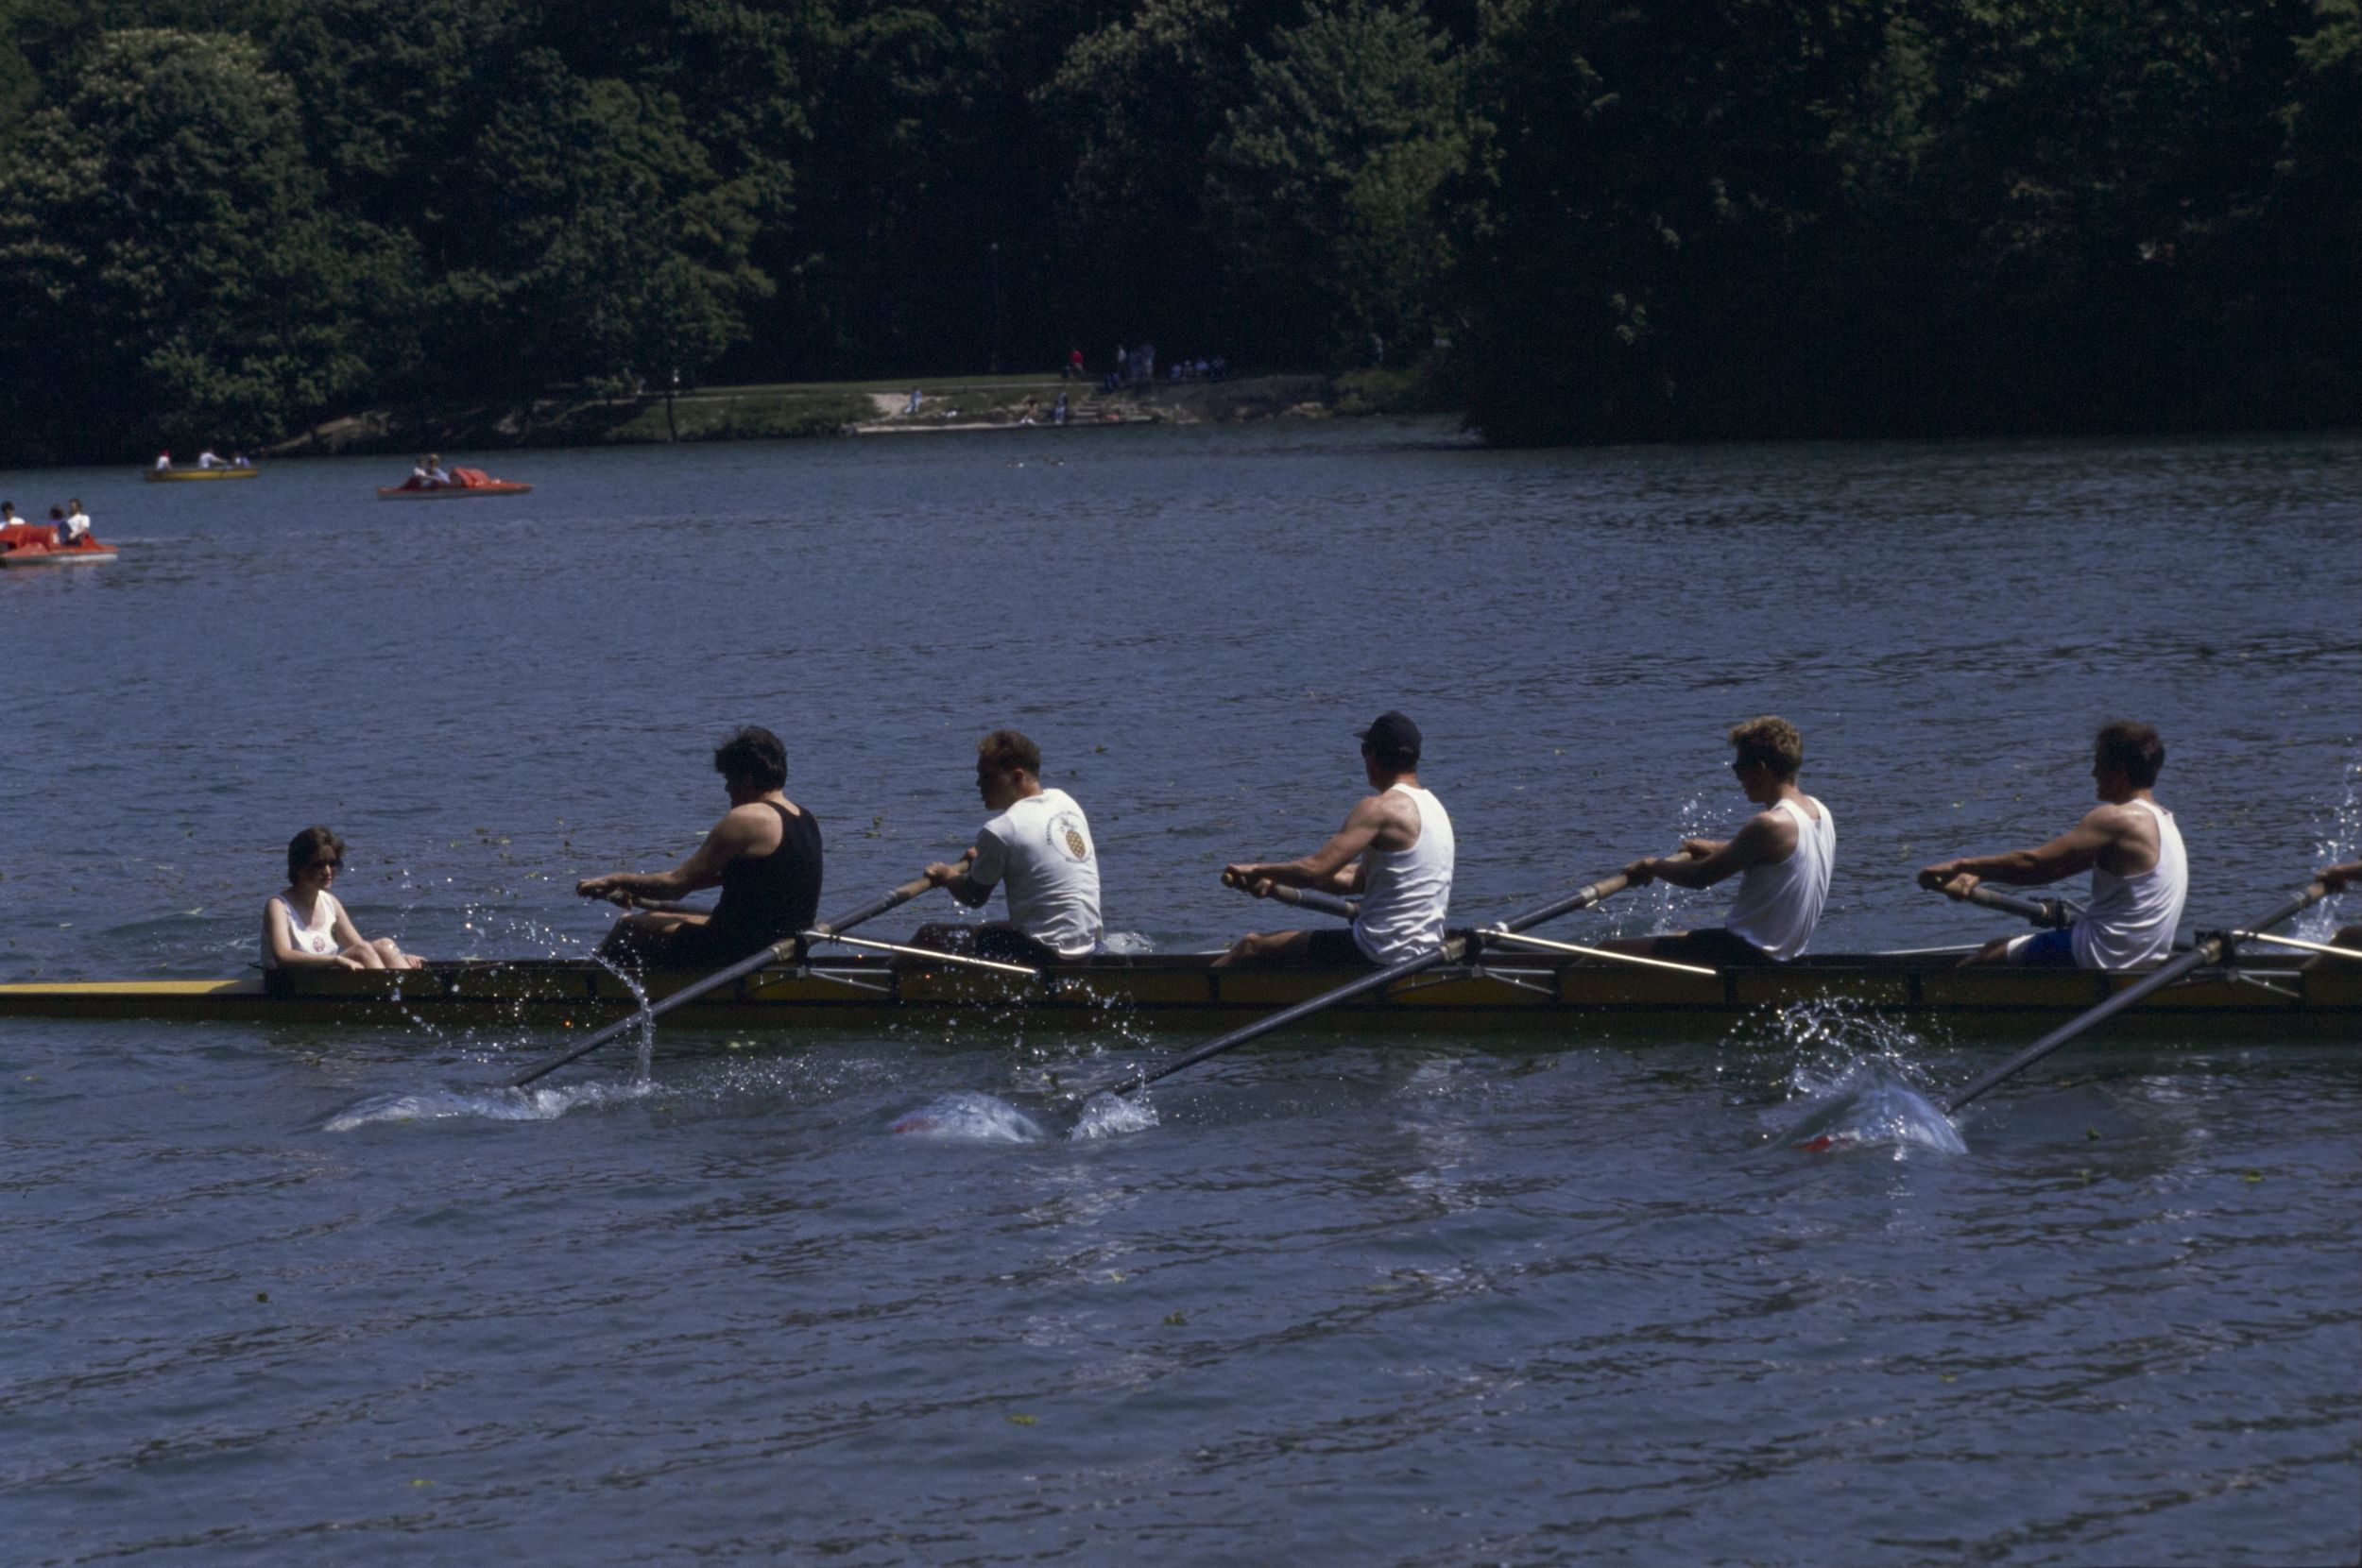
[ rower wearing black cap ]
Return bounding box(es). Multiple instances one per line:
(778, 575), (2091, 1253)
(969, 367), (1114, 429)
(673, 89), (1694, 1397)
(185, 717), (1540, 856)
(1218, 709), (1456, 968)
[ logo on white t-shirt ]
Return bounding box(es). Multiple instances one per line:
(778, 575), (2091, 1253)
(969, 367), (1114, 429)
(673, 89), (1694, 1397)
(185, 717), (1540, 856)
(1048, 810), (1091, 862)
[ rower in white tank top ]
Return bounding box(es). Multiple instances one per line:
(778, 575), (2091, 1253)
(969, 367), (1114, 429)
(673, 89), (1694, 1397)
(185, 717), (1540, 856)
(2072, 798), (2185, 968)
(1720, 794), (1835, 962)
(1353, 783), (1455, 963)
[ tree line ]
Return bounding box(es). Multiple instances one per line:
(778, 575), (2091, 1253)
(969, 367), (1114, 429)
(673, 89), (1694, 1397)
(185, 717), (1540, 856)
(0, 0), (2352, 458)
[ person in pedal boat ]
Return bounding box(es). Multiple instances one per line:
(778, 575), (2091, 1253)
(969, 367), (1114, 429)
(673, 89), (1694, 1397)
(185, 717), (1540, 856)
(576, 725), (824, 971)
(913, 729), (1103, 965)
(264, 827), (424, 971)
(412, 452), (450, 487)
(1919, 719), (2187, 968)
(60, 500), (92, 544)
(1613, 715), (1836, 964)
(1218, 709), (1455, 968)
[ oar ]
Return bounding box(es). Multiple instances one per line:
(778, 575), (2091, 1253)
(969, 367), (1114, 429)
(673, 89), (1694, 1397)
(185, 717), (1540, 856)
(1072, 871), (1630, 1104)
(508, 873), (937, 1088)
(1956, 882), (2079, 929)
(1222, 867), (1359, 921)
(1929, 878), (2191, 950)
(1943, 879), (2331, 1116)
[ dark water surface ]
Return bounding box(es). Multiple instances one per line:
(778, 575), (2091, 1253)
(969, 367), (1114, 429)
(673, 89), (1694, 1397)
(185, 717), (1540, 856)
(4, 423), (2358, 1564)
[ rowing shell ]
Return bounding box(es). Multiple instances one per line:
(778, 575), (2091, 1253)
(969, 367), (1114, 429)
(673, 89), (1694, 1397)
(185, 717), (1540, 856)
(0, 951), (2350, 1038)
(144, 467), (259, 482)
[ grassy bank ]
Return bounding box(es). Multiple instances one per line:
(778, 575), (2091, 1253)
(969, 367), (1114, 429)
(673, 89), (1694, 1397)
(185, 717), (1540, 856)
(267, 369), (1455, 457)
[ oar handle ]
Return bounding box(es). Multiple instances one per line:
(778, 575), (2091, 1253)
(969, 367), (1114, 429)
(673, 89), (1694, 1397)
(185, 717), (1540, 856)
(1944, 880), (2329, 1115)
(1223, 868), (1359, 921)
(1941, 881), (2079, 929)
(508, 873), (940, 1089)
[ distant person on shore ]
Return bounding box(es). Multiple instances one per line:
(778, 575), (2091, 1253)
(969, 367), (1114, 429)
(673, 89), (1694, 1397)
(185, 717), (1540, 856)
(1613, 716), (1836, 964)
(1053, 392), (1069, 425)
(412, 453), (449, 486)
(59, 501), (91, 544)
(264, 827), (424, 971)
(1018, 397), (1038, 426)
(575, 726), (824, 972)
(913, 729), (1102, 965)
(1919, 720), (2186, 968)
(197, 448), (223, 469)
(1066, 347), (1084, 380)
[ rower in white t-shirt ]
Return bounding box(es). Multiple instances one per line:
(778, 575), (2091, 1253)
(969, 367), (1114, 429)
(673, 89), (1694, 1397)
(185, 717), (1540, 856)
(916, 729), (1103, 963)
(1614, 715), (1835, 964)
(1219, 709), (1456, 967)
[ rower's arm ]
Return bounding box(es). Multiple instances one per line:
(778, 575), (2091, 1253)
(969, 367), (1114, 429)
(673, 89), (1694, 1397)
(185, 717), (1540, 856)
(1629, 812), (1793, 890)
(925, 845), (991, 907)
(1226, 796), (1387, 894)
(1919, 810), (2114, 891)
(578, 814), (753, 904)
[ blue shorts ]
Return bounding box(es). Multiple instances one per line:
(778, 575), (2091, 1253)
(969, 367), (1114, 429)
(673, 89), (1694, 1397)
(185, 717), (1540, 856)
(2005, 928), (2079, 967)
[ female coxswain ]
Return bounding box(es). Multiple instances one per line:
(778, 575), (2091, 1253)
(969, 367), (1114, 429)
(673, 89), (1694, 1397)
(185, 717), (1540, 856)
(263, 827), (424, 970)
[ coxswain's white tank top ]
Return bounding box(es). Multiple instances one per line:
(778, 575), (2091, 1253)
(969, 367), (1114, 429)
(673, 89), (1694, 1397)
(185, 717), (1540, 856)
(1353, 784), (1455, 964)
(1721, 795), (1835, 962)
(2072, 799), (2186, 969)
(268, 893), (341, 966)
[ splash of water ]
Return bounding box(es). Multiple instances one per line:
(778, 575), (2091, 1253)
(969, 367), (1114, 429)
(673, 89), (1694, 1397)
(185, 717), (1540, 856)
(2299, 755), (2361, 942)
(1784, 1058), (1966, 1155)
(1745, 997), (1965, 1155)
(1069, 1091), (1159, 1140)
(887, 1090), (1047, 1143)
(323, 1077), (654, 1132)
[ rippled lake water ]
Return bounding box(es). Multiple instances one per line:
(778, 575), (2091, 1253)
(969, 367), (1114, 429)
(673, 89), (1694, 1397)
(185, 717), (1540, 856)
(4, 423), (2358, 1563)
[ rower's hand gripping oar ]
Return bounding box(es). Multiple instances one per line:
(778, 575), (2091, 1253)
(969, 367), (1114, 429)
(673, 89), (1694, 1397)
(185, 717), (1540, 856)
(1070, 872), (1630, 1106)
(1942, 879), (2331, 1116)
(1940, 878), (2079, 930)
(507, 874), (937, 1089)
(1221, 866), (1359, 921)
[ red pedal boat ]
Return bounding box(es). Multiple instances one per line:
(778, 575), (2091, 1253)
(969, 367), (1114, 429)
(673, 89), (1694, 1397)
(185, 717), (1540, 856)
(0, 521), (116, 566)
(377, 467), (532, 500)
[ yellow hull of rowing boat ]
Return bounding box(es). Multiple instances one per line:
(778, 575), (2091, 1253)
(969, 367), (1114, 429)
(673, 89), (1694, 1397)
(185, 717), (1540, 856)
(144, 467), (259, 481)
(0, 956), (2352, 1039)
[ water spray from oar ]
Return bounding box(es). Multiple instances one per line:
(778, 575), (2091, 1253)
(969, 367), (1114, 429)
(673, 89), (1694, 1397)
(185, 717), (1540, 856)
(1796, 878), (2335, 1152)
(1058, 871), (1631, 1110)
(506, 873), (941, 1088)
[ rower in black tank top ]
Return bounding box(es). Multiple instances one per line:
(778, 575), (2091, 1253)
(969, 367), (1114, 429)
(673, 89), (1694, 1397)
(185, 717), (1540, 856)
(706, 802), (824, 950)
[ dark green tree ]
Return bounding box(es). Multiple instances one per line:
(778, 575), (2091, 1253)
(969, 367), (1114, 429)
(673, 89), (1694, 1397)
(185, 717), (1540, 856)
(0, 26), (395, 455)
(1209, 0), (1472, 367)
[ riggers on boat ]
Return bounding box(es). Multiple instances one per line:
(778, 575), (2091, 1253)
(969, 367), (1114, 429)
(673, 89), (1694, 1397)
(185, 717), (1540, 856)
(0, 521), (116, 566)
(378, 468), (532, 499)
(0, 948), (2351, 1037)
(144, 466), (257, 482)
